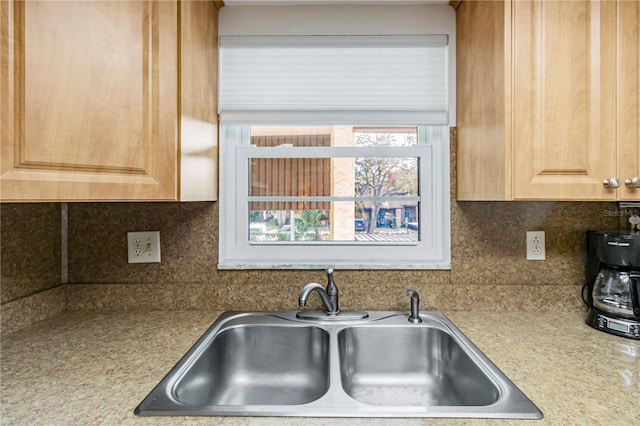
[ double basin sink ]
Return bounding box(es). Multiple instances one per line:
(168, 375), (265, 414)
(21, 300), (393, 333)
(135, 311), (542, 419)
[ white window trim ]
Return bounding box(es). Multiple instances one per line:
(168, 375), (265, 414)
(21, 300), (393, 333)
(218, 125), (451, 270)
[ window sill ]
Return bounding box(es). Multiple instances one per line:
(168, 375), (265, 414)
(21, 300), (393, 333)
(217, 260), (452, 270)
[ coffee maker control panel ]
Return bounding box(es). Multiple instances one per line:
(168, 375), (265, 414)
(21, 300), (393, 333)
(594, 313), (640, 339)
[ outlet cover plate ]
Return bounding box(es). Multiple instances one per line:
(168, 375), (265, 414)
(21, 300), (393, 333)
(526, 231), (545, 261)
(127, 231), (161, 263)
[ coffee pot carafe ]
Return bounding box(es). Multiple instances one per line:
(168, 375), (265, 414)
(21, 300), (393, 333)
(584, 231), (640, 339)
(591, 268), (640, 318)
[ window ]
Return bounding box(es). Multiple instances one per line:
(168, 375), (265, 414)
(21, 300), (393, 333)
(217, 9), (454, 269)
(219, 125), (450, 269)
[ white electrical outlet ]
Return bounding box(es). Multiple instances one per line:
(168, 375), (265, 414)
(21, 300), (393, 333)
(127, 231), (161, 263)
(526, 231), (546, 260)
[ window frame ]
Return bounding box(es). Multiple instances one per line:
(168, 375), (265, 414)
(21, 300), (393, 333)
(218, 125), (451, 270)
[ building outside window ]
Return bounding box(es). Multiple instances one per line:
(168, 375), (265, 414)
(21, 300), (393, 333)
(248, 126), (424, 243)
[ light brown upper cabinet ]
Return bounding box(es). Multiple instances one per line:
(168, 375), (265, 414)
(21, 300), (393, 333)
(456, 0), (640, 201)
(618, 0), (640, 201)
(1, 0), (219, 201)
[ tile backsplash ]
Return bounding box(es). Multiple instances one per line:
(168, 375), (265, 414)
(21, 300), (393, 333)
(64, 200), (617, 309)
(0, 132), (622, 333)
(1, 203), (65, 332)
(2, 199), (619, 333)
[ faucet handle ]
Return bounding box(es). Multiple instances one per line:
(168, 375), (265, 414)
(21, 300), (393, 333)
(325, 268), (338, 311)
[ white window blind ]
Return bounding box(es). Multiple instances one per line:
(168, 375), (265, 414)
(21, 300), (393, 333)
(219, 35), (449, 125)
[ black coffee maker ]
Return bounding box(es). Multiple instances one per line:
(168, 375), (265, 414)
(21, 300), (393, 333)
(584, 231), (640, 339)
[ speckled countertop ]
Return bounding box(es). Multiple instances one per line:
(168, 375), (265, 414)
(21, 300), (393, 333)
(1, 310), (639, 425)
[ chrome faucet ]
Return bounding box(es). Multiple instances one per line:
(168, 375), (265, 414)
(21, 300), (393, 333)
(298, 268), (339, 315)
(406, 289), (422, 323)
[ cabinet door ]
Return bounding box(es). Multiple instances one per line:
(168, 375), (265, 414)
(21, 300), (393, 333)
(618, 0), (640, 201)
(456, 0), (512, 201)
(513, 0), (617, 200)
(1, 0), (177, 201)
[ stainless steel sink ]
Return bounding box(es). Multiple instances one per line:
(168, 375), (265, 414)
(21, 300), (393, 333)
(135, 311), (543, 419)
(338, 326), (499, 407)
(174, 325), (330, 406)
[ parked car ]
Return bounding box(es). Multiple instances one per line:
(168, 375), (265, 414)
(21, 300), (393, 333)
(279, 225), (292, 233)
(406, 222), (419, 231)
(355, 219), (366, 232)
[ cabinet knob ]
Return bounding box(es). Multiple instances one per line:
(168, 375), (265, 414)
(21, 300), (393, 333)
(603, 177), (621, 189)
(625, 177), (640, 189)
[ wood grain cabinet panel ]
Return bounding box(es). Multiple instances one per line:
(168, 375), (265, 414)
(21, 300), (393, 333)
(513, 0), (617, 200)
(456, 0), (512, 200)
(0, 0), (218, 201)
(618, 0), (640, 201)
(456, 0), (640, 201)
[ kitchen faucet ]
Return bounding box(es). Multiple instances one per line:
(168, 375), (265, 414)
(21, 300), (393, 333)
(298, 268), (339, 315)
